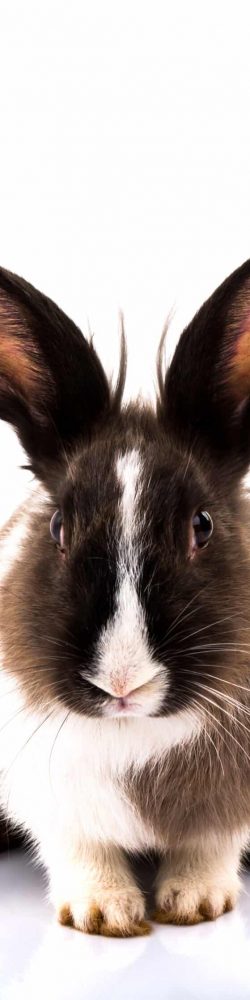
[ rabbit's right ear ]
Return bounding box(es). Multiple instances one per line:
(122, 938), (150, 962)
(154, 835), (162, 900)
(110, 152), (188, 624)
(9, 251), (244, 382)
(0, 268), (113, 483)
(158, 259), (250, 479)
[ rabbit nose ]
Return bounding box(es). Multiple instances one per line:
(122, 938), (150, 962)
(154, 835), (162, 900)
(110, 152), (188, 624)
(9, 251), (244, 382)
(110, 679), (138, 698)
(108, 674), (132, 698)
(111, 679), (147, 700)
(115, 690), (134, 701)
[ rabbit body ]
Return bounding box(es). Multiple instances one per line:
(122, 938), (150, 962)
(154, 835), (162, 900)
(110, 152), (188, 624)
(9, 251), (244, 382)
(0, 262), (250, 934)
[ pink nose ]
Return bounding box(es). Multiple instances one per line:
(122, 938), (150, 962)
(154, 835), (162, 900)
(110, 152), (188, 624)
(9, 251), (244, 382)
(111, 684), (134, 699)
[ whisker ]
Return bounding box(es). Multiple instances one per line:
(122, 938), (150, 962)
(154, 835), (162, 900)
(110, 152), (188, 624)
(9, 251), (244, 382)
(159, 586), (211, 644)
(0, 706), (28, 736)
(49, 710), (72, 794)
(177, 667), (250, 707)
(196, 671), (250, 695)
(189, 680), (250, 720)
(191, 693), (239, 770)
(191, 689), (250, 765)
(173, 643), (250, 656)
(4, 708), (56, 788)
(152, 611), (250, 660)
(178, 614), (242, 644)
(190, 696), (225, 777)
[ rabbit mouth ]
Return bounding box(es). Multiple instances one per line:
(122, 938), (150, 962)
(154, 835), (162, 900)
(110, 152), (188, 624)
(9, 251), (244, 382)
(104, 692), (155, 717)
(105, 696), (146, 717)
(83, 674), (168, 717)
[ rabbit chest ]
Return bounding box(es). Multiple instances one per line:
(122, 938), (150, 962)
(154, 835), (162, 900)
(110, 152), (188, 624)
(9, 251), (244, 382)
(0, 685), (202, 855)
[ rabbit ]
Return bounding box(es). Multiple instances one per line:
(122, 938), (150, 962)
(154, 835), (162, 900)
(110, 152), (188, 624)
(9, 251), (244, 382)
(0, 260), (250, 937)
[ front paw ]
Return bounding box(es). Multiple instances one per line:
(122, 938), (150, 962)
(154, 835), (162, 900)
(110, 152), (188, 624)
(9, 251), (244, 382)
(154, 871), (240, 925)
(56, 884), (150, 937)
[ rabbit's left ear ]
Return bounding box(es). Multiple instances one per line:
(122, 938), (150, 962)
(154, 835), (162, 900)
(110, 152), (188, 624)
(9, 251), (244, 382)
(158, 259), (250, 476)
(0, 267), (111, 482)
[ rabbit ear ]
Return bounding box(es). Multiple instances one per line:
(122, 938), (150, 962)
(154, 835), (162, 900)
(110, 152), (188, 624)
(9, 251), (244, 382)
(158, 259), (250, 476)
(0, 267), (111, 482)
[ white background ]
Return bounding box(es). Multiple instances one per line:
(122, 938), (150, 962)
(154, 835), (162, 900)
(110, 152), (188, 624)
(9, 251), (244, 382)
(0, 0), (249, 523)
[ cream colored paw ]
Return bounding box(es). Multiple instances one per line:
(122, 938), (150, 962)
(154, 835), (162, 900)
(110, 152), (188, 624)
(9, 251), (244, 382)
(154, 871), (240, 925)
(56, 884), (150, 937)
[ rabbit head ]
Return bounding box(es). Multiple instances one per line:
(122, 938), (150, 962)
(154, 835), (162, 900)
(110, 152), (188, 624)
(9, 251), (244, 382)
(0, 262), (250, 726)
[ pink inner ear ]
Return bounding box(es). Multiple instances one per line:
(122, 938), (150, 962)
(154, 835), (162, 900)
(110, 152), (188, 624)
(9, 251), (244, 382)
(0, 331), (41, 395)
(228, 327), (250, 402)
(0, 294), (53, 405)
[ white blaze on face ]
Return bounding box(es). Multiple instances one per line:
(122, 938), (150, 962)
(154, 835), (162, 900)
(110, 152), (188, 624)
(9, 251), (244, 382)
(116, 449), (142, 569)
(93, 448), (168, 715)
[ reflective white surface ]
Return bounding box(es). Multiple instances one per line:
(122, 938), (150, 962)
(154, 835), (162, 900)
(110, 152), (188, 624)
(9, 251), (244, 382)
(1, 852), (250, 999)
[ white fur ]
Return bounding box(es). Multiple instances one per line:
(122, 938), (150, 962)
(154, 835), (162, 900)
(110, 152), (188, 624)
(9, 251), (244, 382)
(0, 509), (30, 584)
(92, 449), (169, 714)
(116, 448), (142, 548)
(0, 484), (50, 584)
(155, 830), (249, 922)
(92, 573), (167, 715)
(0, 675), (201, 858)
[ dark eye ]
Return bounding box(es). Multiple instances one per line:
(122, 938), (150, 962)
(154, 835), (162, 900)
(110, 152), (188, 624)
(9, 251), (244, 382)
(192, 510), (213, 549)
(50, 509), (64, 550)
